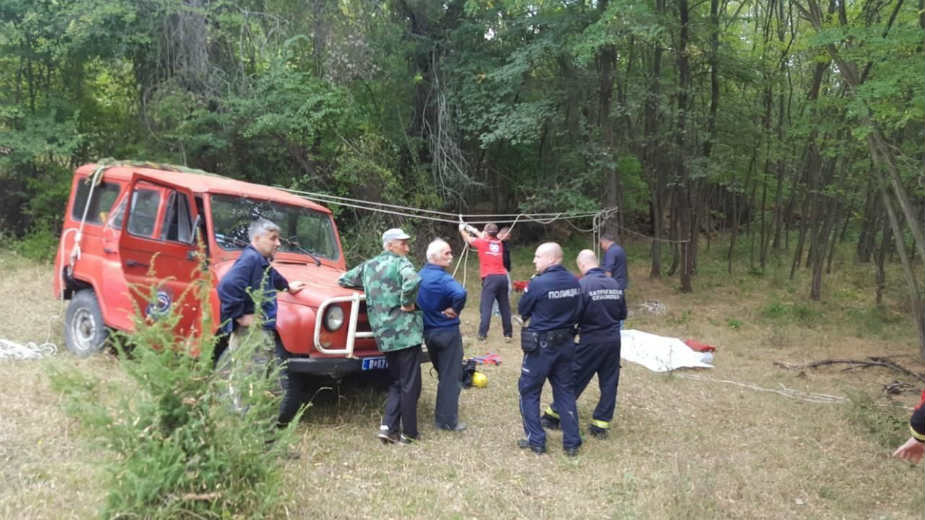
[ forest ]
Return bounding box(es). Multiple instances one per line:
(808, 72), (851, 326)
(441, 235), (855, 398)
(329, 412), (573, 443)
(1, 0), (923, 347)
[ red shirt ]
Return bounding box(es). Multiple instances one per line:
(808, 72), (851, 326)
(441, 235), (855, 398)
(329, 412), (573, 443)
(472, 238), (507, 278)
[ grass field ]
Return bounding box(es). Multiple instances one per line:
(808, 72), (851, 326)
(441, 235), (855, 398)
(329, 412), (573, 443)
(1, 239), (924, 519)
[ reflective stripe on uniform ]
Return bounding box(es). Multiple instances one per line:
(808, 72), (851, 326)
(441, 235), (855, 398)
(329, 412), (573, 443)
(544, 406), (560, 420)
(911, 425), (925, 442)
(591, 419), (610, 429)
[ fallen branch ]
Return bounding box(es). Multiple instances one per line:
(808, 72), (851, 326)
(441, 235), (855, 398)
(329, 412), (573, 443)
(675, 374), (847, 404)
(774, 357), (925, 385)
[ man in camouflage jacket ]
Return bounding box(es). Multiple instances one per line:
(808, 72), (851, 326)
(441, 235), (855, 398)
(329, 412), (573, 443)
(338, 228), (424, 443)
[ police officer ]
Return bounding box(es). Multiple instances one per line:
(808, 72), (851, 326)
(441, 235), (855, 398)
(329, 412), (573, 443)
(339, 228), (424, 444)
(541, 249), (626, 439)
(516, 242), (582, 456)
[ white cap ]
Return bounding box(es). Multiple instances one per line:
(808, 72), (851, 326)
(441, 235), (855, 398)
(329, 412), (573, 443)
(382, 228), (411, 244)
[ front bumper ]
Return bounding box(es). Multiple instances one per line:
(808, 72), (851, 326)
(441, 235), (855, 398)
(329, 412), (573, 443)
(287, 349), (432, 379)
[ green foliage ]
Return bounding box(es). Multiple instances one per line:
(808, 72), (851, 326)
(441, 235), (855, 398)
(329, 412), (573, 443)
(49, 274), (298, 518)
(13, 224), (58, 262)
(760, 300), (823, 326)
(845, 305), (907, 340)
(843, 390), (907, 450)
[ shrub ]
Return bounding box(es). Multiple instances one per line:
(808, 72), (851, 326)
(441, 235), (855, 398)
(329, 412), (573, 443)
(14, 225), (58, 262)
(843, 390), (907, 450)
(49, 273), (300, 518)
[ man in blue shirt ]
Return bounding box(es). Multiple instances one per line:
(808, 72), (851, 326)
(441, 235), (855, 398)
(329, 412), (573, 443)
(542, 249), (627, 439)
(516, 242), (582, 456)
(417, 239), (468, 432)
(599, 235), (628, 291)
(217, 218), (307, 430)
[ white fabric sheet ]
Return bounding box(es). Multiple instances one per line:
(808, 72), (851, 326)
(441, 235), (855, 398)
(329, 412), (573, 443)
(620, 329), (714, 372)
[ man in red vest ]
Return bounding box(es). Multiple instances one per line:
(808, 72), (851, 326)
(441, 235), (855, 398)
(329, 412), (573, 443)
(459, 223), (512, 342)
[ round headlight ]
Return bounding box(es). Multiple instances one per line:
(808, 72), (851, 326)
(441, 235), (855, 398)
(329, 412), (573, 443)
(324, 305), (345, 331)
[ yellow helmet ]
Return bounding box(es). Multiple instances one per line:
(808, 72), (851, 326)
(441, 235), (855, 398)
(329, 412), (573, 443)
(471, 371), (488, 388)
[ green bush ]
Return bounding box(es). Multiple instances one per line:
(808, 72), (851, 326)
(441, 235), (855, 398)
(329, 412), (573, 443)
(49, 274), (300, 518)
(844, 390), (907, 450)
(14, 225), (58, 262)
(760, 300), (823, 326)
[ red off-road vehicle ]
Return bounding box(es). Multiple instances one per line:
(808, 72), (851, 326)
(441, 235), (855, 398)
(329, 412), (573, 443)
(54, 162), (386, 377)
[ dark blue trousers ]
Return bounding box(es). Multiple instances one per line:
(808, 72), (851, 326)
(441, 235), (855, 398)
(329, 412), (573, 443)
(383, 345), (422, 438)
(518, 335), (581, 450)
(479, 274), (512, 338)
(569, 339), (622, 425)
(424, 327), (463, 428)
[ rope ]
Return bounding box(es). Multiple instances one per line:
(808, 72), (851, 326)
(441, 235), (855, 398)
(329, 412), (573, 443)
(675, 373), (847, 404)
(451, 241), (471, 289)
(276, 187), (604, 225)
(279, 187), (602, 219)
(0, 339), (58, 360)
(614, 222), (690, 244)
(284, 185), (687, 253)
(68, 164), (108, 270)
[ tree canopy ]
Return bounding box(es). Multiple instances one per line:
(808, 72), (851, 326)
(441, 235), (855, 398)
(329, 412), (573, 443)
(1, 0), (923, 347)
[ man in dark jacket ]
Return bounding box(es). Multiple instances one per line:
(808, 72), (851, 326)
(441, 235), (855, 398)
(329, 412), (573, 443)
(417, 238), (468, 432)
(599, 235), (628, 291)
(216, 218), (307, 429)
(516, 242), (582, 456)
(542, 249), (627, 439)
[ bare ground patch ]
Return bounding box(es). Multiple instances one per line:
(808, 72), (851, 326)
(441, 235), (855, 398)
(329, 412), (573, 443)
(0, 247), (923, 518)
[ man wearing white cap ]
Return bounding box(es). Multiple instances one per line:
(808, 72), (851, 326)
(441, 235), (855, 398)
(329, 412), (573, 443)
(339, 228), (424, 444)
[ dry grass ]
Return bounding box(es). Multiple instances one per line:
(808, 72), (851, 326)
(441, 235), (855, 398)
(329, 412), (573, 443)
(1, 242), (924, 519)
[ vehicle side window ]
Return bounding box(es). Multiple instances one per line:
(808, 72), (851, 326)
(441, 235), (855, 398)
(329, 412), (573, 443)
(127, 189), (161, 238)
(160, 191), (193, 243)
(71, 179), (122, 225)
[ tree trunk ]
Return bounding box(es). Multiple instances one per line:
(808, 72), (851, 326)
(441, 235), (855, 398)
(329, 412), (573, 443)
(676, 0), (693, 292)
(647, 0), (666, 279)
(874, 216), (891, 304)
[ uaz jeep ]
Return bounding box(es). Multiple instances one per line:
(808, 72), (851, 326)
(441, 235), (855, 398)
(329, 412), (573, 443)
(54, 162), (385, 377)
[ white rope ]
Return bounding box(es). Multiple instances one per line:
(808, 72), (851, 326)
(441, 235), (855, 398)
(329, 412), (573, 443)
(69, 164), (107, 267)
(279, 187), (602, 219)
(675, 373), (848, 404)
(0, 339), (58, 360)
(451, 241), (473, 290)
(276, 187), (604, 225)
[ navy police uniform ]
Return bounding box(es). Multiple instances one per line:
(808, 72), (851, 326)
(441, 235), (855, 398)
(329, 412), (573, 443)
(517, 264), (582, 452)
(545, 267), (626, 436)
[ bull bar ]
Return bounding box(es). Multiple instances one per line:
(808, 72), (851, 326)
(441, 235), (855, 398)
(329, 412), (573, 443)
(313, 293), (375, 358)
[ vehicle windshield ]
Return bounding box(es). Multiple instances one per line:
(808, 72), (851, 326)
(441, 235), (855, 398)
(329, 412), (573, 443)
(210, 194), (340, 260)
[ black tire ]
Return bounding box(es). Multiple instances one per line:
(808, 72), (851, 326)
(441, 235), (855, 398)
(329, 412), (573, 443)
(64, 289), (108, 358)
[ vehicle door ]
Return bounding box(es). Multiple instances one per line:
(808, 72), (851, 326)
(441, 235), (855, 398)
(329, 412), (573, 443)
(118, 174), (204, 338)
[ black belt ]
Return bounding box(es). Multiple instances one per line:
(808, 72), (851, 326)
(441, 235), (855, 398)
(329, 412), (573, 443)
(521, 327), (574, 353)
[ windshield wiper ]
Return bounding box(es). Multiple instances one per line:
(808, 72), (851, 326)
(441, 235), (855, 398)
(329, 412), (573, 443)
(215, 233), (250, 249)
(281, 236), (322, 267)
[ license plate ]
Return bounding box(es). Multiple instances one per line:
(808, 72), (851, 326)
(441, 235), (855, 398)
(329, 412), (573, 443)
(361, 356), (388, 370)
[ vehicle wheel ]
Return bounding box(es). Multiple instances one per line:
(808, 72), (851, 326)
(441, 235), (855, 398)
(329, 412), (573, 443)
(64, 289), (108, 358)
